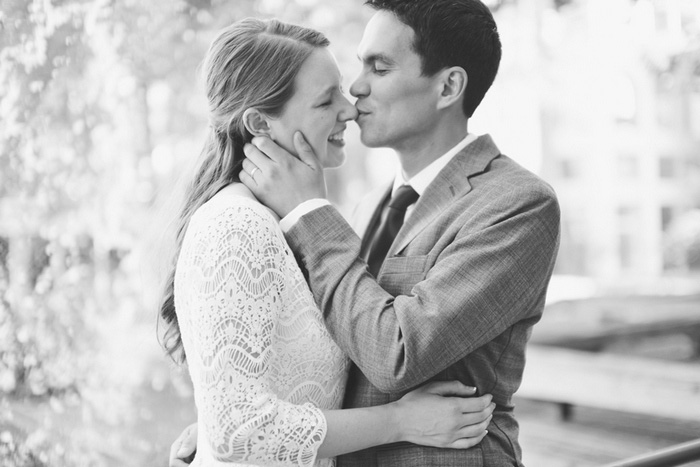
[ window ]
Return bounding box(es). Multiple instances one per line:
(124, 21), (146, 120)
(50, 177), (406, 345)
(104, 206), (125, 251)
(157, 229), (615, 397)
(619, 233), (634, 269)
(659, 156), (676, 178)
(618, 206), (640, 270)
(656, 73), (684, 129)
(559, 158), (578, 179)
(611, 75), (637, 123)
(689, 90), (700, 138)
(617, 154), (639, 178)
(661, 206), (674, 231)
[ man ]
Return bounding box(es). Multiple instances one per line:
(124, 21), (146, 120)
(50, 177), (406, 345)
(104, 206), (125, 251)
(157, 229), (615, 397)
(172, 0), (559, 465)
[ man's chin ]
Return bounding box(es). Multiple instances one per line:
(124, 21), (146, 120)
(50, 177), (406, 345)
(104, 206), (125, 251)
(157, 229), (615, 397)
(359, 132), (385, 148)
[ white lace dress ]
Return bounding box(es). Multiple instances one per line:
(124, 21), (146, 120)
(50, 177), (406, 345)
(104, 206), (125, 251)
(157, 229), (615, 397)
(174, 187), (349, 467)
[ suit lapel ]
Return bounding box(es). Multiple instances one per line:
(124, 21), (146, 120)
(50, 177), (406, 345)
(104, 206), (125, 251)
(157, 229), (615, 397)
(389, 134), (501, 256)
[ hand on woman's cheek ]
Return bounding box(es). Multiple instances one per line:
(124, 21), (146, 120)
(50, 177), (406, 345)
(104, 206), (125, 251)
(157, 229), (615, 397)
(241, 133), (326, 218)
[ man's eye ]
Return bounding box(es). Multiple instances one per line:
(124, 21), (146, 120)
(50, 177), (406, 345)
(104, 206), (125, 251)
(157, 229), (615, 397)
(319, 101), (332, 107)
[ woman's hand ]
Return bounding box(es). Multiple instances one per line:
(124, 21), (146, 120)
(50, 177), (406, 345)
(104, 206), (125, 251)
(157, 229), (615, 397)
(392, 381), (495, 449)
(169, 423), (198, 467)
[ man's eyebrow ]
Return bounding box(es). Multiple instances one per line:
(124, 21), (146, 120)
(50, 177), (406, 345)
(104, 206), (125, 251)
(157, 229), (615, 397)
(358, 53), (395, 65)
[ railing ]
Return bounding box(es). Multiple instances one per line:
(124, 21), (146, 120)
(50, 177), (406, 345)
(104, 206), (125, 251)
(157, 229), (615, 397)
(602, 438), (700, 467)
(518, 346), (700, 422)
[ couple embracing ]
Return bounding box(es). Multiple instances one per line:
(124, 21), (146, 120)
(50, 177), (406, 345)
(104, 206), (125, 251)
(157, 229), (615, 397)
(161, 0), (560, 466)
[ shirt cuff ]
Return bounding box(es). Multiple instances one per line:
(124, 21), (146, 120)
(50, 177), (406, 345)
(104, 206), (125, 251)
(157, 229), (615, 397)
(279, 199), (331, 233)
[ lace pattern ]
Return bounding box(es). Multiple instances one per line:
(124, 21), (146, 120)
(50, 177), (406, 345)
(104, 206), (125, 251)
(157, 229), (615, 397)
(175, 190), (349, 466)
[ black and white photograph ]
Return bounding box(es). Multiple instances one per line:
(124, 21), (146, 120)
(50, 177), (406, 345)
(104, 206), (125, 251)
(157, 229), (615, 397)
(1, 0), (699, 466)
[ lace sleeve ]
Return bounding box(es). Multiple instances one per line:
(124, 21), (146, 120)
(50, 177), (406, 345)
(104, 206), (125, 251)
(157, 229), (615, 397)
(177, 201), (327, 466)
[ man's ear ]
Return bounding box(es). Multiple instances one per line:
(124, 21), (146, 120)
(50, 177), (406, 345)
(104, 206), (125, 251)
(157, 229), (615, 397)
(242, 108), (272, 137)
(436, 67), (467, 110)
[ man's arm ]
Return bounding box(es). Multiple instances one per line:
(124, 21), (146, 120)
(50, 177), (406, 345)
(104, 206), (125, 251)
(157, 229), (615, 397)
(240, 133), (327, 216)
(285, 187), (560, 393)
(241, 135), (561, 393)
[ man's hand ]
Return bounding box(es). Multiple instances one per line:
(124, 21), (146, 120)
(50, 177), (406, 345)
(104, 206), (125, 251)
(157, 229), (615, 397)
(241, 132), (327, 218)
(169, 423), (198, 467)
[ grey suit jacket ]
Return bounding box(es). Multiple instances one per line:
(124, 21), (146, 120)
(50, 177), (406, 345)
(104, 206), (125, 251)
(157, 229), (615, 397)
(286, 135), (561, 467)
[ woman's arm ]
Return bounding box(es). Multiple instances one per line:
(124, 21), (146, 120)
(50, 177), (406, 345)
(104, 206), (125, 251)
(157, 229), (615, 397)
(170, 383), (494, 466)
(319, 381), (493, 458)
(178, 202), (327, 466)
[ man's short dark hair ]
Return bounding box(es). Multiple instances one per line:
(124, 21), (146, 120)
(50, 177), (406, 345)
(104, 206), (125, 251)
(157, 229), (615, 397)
(366, 0), (502, 118)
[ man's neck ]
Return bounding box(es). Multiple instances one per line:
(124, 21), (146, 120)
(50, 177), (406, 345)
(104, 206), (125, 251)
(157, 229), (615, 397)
(395, 119), (469, 179)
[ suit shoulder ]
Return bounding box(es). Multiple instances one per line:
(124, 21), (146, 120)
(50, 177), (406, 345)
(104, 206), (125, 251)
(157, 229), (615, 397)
(485, 154), (558, 202)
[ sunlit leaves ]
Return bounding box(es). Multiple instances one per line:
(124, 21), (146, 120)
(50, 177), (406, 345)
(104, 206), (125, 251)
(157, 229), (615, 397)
(0, 0), (373, 463)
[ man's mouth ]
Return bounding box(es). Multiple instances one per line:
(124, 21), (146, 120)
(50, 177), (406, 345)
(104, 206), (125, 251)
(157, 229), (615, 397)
(356, 110), (370, 122)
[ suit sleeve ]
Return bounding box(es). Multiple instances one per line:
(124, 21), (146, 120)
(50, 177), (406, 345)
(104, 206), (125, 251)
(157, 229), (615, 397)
(285, 183), (560, 393)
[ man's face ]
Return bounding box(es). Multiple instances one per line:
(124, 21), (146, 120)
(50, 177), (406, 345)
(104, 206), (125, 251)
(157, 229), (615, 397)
(350, 11), (441, 150)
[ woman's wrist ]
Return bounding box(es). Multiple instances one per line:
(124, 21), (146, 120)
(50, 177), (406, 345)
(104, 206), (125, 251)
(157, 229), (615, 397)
(384, 400), (405, 444)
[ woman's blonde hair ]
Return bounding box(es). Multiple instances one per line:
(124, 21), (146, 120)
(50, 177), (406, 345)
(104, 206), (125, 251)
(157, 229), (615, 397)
(159, 18), (329, 363)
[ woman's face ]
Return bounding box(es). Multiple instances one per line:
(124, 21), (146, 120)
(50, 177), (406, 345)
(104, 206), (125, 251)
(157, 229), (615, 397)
(267, 48), (358, 169)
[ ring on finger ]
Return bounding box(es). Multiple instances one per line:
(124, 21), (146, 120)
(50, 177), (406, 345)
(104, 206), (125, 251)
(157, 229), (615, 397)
(250, 166), (260, 178)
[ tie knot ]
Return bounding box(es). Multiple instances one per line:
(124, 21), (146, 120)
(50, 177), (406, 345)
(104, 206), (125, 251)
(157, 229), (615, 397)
(388, 185), (419, 211)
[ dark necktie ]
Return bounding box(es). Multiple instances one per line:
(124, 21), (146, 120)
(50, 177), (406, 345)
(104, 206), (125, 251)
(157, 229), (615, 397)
(365, 184), (419, 277)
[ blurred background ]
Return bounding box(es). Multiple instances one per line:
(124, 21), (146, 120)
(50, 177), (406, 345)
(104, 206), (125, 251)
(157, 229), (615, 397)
(1, 0), (699, 465)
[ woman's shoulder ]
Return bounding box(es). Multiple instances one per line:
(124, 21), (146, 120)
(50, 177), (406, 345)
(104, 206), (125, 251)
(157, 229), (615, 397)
(195, 183), (280, 226)
(215, 183), (259, 204)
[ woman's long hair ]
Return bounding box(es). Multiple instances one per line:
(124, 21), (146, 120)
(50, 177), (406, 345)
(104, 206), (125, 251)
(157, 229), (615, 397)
(159, 18), (329, 363)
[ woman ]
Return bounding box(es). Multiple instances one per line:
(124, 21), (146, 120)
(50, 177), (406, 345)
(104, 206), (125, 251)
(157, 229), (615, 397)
(160, 18), (493, 467)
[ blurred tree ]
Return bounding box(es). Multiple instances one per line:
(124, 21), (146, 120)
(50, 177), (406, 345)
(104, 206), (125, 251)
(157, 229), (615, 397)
(0, 0), (94, 220)
(0, 0), (253, 464)
(0, 0), (374, 464)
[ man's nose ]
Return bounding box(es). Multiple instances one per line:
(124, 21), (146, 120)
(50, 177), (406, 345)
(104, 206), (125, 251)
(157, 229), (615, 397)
(349, 74), (368, 98)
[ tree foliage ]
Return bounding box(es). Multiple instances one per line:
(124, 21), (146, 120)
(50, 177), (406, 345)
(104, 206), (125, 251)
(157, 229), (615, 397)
(0, 1), (371, 464)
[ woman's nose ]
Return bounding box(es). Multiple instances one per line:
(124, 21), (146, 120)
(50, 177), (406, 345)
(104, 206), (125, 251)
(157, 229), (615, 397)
(338, 95), (359, 121)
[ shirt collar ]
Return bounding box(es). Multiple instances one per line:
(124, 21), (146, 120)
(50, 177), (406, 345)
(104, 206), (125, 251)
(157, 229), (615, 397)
(393, 133), (477, 196)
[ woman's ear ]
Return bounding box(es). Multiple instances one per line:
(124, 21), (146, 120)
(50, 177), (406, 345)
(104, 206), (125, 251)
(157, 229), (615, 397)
(436, 67), (468, 110)
(242, 108), (272, 137)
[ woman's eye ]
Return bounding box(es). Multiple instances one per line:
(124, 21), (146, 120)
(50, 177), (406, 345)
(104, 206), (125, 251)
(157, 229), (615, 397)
(319, 101), (332, 107)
